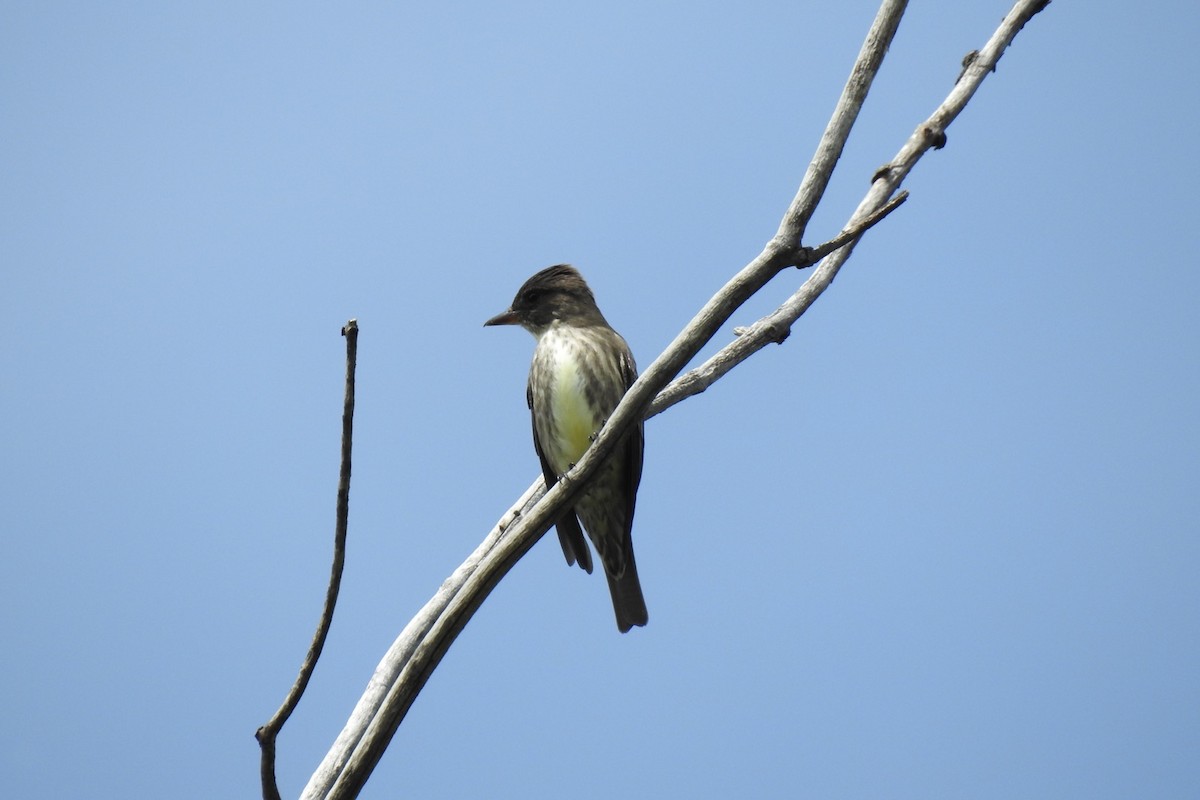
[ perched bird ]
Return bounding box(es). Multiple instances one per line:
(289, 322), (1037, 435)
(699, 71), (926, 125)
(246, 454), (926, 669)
(485, 264), (648, 632)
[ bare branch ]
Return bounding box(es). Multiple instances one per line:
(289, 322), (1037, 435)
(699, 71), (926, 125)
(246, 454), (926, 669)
(794, 189), (910, 269)
(257, 319), (358, 800)
(299, 1), (1052, 797)
(653, 0), (1052, 416)
(774, 0), (909, 249)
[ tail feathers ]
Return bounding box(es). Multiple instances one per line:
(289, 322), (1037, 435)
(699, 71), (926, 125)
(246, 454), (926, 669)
(605, 557), (649, 633)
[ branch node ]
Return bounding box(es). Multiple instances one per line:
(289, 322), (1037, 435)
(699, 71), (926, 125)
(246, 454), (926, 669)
(766, 322), (792, 345)
(957, 50), (980, 83)
(792, 246), (815, 268)
(923, 125), (948, 149)
(498, 506), (520, 533)
(765, 235), (810, 271)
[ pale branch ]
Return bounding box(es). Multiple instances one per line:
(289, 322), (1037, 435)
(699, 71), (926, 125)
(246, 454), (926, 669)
(652, 0), (1052, 416)
(258, 319), (358, 800)
(299, 1), (1051, 797)
(774, 0), (909, 249)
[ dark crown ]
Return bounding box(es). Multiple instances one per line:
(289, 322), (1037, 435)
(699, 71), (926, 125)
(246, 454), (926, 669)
(510, 264), (607, 327)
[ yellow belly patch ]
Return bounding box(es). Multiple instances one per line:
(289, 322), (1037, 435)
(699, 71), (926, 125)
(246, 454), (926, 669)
(552, 357), (595, 468)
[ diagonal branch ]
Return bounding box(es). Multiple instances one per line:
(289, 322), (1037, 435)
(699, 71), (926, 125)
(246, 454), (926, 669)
(774, 0), (909, 249)
(299, 1), (1051, 797)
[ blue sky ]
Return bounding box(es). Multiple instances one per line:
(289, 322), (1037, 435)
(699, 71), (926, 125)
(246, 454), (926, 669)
(3, 1), (1198, 798)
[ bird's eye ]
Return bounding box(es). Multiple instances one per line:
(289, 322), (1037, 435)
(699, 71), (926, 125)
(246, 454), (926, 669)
(523, 289), (541, 304)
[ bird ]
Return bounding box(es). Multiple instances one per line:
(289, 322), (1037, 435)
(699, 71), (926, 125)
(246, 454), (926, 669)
(485, 264), (648, 632)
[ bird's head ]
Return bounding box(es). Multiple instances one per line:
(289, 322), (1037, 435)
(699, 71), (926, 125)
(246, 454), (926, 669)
(484, 264), (606, 335)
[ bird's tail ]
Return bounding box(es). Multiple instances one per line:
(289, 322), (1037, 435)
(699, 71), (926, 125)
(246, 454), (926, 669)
(605, 555), (649, 633)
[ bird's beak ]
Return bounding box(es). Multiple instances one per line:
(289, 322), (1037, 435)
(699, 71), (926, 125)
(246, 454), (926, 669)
(484, 309), (520, 327)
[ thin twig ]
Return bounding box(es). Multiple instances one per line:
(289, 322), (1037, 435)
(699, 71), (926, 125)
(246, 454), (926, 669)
(792, 189), (909, 269)
(257, 319), (358, 800)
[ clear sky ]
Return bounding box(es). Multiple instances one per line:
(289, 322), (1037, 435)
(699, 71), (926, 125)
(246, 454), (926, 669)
(3, 2), (1197, 798)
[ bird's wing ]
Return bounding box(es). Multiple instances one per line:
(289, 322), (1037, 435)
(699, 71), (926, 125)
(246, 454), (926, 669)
(618, 346), (644, 540)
